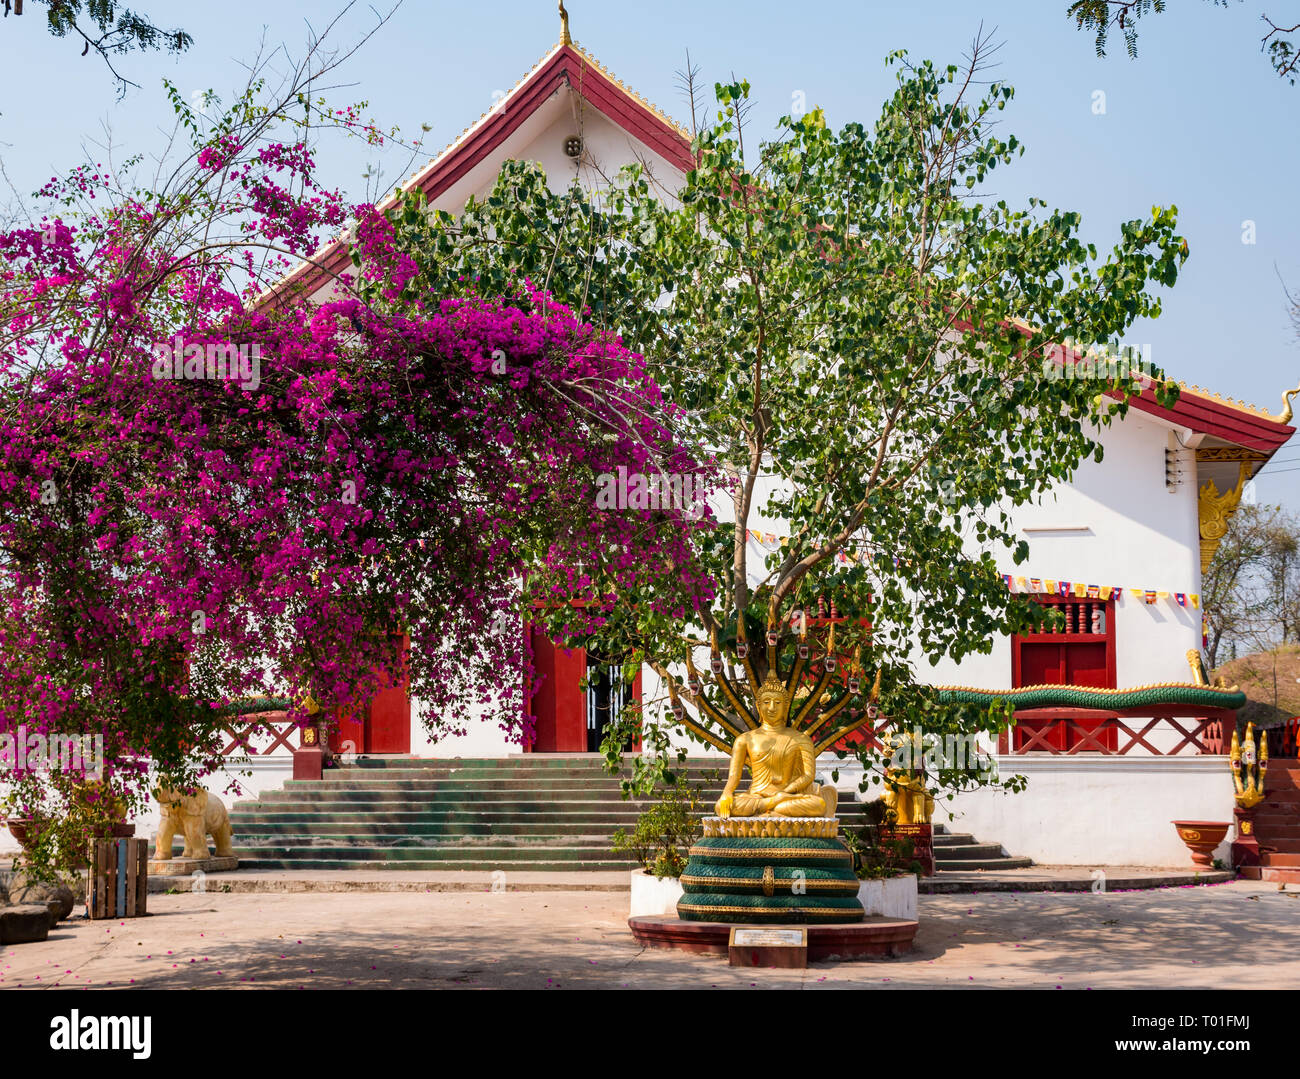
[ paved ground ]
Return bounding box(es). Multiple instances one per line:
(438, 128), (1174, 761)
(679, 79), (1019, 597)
(2, 879), (1296, 989)
(138, 865), (1228, 895)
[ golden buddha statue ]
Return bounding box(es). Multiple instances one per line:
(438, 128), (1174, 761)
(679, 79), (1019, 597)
(715, 670), (835, 818)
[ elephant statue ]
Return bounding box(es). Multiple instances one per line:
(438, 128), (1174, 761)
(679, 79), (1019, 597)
(153, 787), (235, 861)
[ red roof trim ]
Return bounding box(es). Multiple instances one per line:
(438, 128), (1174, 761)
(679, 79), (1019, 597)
(1123, 383), (1294, 456)
(263, 45), (693, 308)
(1002, 320), (1295, 458)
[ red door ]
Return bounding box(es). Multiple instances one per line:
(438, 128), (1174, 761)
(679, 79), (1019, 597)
(526, 626), (589, 752)
(330, 636), (411, 754)
(525, 625), (641, 752)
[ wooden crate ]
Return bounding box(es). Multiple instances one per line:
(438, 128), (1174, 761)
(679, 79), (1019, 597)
(88, 838), (149, 919)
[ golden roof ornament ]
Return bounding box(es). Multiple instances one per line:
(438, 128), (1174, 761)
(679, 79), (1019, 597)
(1270, 380), (1300, 425)
(558, 0), (571, 46)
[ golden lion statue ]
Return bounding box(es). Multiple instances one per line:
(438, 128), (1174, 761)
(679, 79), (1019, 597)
(153, 787), (235, 860)
(882, 770), (934, 825)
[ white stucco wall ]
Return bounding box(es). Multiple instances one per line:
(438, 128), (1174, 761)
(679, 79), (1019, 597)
(919, 408), (1202, 695)
(828, 755), (1235, 867)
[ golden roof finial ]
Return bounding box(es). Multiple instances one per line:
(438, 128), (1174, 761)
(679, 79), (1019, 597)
(558, 0), (571, 45)
(1270, 379), (1300, 425)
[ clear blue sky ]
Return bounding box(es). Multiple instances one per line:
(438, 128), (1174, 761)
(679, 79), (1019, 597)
(3, 0), (1298, 499)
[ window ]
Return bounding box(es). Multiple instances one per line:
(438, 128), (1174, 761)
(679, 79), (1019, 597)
(1009, 595), (1117, 751)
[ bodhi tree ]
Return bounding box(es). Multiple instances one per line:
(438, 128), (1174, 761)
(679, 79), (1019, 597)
(367, 36), (1187, 806)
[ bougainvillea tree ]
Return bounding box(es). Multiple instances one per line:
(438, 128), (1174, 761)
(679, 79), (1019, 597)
(0, 39), (713, 873)
(363, 38), (1189, 801)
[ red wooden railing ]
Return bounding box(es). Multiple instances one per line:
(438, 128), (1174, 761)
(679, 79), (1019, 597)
(996, 712), (1226, 756)
(218, 710), (302, 758)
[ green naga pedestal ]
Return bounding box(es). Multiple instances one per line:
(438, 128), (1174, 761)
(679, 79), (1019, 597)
(677, 817), (864, 924)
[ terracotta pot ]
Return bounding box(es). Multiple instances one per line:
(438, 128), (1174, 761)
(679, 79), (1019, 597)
(4, 817), (39, 851)
(1172, 820), (1231, 868)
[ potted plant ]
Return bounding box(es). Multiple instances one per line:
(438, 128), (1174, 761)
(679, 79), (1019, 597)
(614, 776), (707, 917)
(2, 771), (138, 881)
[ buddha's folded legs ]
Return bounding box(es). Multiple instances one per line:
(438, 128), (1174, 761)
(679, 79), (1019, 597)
(766, 791), (829, 816)
(733, 790), (828, 817)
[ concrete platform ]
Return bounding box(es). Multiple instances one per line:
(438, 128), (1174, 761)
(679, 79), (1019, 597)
(3, 880), (1298, 989)
(919, 866), (1234, 893)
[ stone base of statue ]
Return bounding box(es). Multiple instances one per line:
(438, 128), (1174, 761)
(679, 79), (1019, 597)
(147, 855), (238, 877)
(879, 822), (936, 877)
(700, 815), (840, 838)
(678, 817), (864, 925)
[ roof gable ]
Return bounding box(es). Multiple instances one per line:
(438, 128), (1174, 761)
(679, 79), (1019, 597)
(264, 41), (693, 307)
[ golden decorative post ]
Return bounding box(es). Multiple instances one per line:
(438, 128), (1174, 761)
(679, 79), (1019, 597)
(1230, 722), (1268, 872)
(558, 0), (571, 45)
(1230, 722), (1268, 810)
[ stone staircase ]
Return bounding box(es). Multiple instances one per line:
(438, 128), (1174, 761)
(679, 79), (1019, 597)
(1242, 760), (1300, 883)
(229, 756), (1032, 872)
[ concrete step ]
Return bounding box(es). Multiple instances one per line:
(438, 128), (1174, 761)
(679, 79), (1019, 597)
(1252, 824), (1300, 839)
(282, 780), (733, 795)
(251, 788), (766, 804)
(232, 807), (753, 821)
(233, 824), (673, 839)
(227, 857), (639, 871)
(924, 842), (1005, 860)
(1247, 813), (1300, 828)
(1239, 865), (1300, 883)
(334, 758), (724, 772)
(235, 834), (620, 849)
(231, 804), (878, 822)
(230, 843), (637, 862)
(1260, 851), (1300, 867)
(934, 856), (1034, 871)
